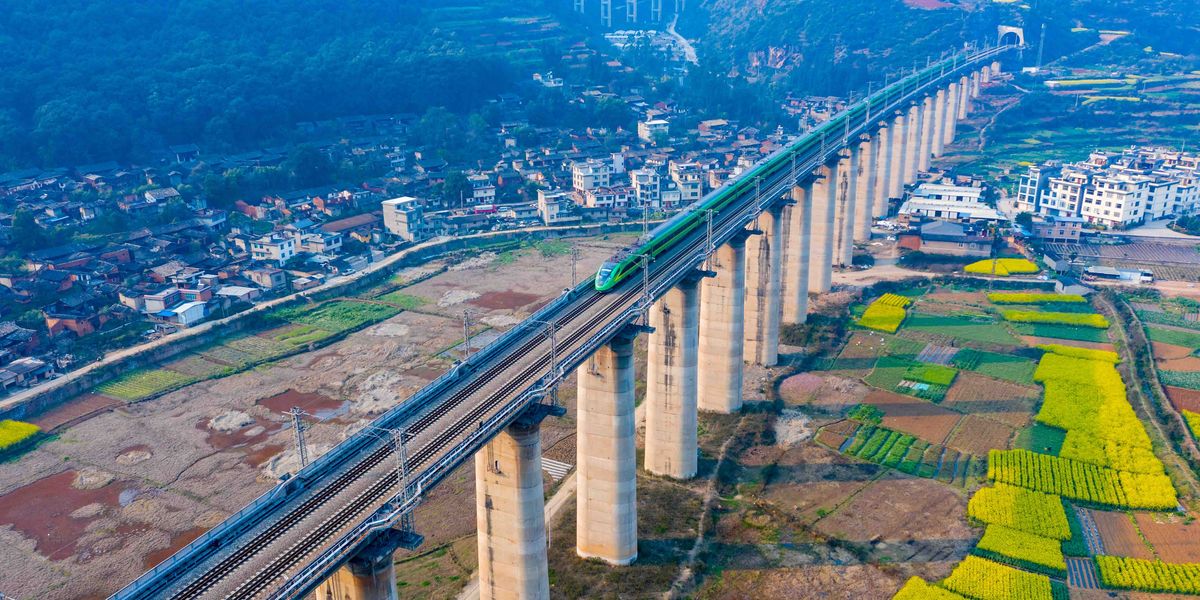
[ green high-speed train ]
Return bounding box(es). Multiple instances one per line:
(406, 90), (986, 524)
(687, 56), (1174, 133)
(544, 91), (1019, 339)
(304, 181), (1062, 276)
(594, 49), (998, 292)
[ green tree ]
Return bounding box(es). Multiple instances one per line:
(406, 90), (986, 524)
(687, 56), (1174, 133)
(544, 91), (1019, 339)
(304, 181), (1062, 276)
(11, 210), (47, 251)
(441, 171), (472, 208)
(285, 146), (334, 188)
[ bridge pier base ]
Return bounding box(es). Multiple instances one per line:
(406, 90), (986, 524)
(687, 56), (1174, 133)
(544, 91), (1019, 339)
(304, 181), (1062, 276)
(782, 184), (811, 324)
(475, 419), (550, 600)
(576, 332), (639, 564)
(957, 75), (970, 119)
(808, 163), (836, 293)
(918, 96), (935, 173)
(873, 123), (892, 216)
(645, 275), (702, 479)
(699, 236), (749, 412)
(745, 205), (784, 364)
(931, 89), (947, 158)
(943, 82), (959, 146)
(888, 111), (907, 199)
(852, 135), (876, 243)
(834, 149), (857, 266)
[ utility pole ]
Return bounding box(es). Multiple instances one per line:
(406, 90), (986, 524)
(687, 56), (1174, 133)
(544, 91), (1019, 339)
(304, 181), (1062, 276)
(1035, 23), (1047, 70)
(462, 310), (473, 358)
(290, 407), (309, 469)
(570, 242), (580, 287)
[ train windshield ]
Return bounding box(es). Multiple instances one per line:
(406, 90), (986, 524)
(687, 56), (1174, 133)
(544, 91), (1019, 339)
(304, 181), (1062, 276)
(597, 262), (617, 280)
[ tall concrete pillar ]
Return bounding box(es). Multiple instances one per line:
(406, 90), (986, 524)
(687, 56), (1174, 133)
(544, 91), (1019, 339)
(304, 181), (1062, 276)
(745, 204), (784, 365)
(575, 335), (637, 565)
(644, 277), (700, 479)
(958, 75), (970, 119)
(853, 135), (877, 242)
(626, 0), (638, 23)
(917, 96), (936, 173)
(319, 558), (396, 600)
(782, 185), (811, 324)
(931, 89), (947, 158)
(991, 61), (1001, 76)
(904, 103), (922, 183)
(574, 0), (586, 13)
(699, 237), (747, 413)
(888, 112), (907, 199)
(834, 147), (858, 266)
(807, 162), (836, 293)
(971, 71), (982, 99)
(874, 123), (892, 217)
(476, 422), (549, 600)
(600, 0), (613, 27)
(650, 0), (663, 21)
(981, 65), (992, 84)
(943, 82), (959, 146)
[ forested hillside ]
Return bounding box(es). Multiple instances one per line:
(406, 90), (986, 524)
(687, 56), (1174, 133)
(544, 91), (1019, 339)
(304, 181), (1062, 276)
(0, 0), (568, 169)
(679, 0), (1200, 97)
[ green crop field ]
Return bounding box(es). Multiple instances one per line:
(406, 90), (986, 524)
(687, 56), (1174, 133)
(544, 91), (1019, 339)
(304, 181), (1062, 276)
(273, 301), (400, 333)
(1008, 322), (1110, 343)
(95, 368), (197, 402)
(951, 348), (1037, 384)
(1145, 325), (1200, 349)
(377, 291), (428, 310)
(902, 313), (1021, 346)
(1160, 371), (1200, 390)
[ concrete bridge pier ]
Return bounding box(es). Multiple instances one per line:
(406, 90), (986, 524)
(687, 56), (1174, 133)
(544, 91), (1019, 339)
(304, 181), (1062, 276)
(943, 82), (960, 146)
(782, 184), (812, 324)
(317, 549), (396, 600)
(970, 71), (982, 99)
(626, 0), (638, 23)
(904, 102), (922, 183)
(699, 235), (750, 413)
(650, 0), (663, 21)
(745, 204), (784, 365)
(931, 89), (947, 158)
(917, 96), (935, 173)
(834, 148), (858, 266)
(981, 65), (991, 84)
(888, 111), (907, 199)
(873, 123), (892, 217)
(575, 331), (638, 564)
(957, 75), (971, 119)
(991, 61), (1001, 76)
(807, 162), (836, 293)
(853, 134), (878, 242)
(644, 274), (702, 479)
(475, 417), (551, 600)
(600, 0), (613, 27)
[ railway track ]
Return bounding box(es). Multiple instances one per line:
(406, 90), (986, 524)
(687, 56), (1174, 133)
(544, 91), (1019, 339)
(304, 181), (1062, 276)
(117, 45), (1014, 600)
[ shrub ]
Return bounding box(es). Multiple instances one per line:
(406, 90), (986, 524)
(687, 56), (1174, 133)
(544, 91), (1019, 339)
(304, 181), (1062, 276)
(967, 484), (1071, 540)
(941, 556), (1055, 600)
(0, 420), (40, 452)
(893, 577), (967, 600)
(847, 404), (884, 424)
(1037, 344), (1120, 364)
(904, 363), (959, 386)
(988, 293), (1086, 304)
(1002, 310), (1110, 329)
(965, 258), (1040, 277)
(975, 524), (1067, 574)
(1095, 555), (1200, 594)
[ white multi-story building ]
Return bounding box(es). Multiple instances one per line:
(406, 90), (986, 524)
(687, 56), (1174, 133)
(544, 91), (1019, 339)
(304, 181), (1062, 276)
(630, 168), (661, 209)
(1015, 148), (1200, 229)
(572, 159), (613, 192)
(250, 233), (296, 265)
(669, 161), (704, 205)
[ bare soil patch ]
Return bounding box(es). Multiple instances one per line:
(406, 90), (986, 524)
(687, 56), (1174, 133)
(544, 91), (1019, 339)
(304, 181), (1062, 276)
(0, 470), (124, 560)
(942, 372), (1039, 429)
(946, 414), (1016, 455)
(257, 388), (343, 416)
(760, 443), (880, 524)
(30, 392), (122, 431)
(778, 373), (869, 414)
(468, 289), (543, 310)
(1134, 512), (1200, 563)
(697, 564), (935, 600)
(1165, 386), (1200, 413)
(1019, 335), (1116, 351)
(1090, 509), (1154, 559)
(864, 389), (962, 444)
(1152, 342), (1195, 360)
(142, 526), (207, 569)
(814, 476), (974, 546)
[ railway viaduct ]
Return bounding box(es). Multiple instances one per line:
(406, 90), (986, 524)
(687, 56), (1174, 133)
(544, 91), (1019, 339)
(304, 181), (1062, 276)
(111, 44), (1013, 600)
